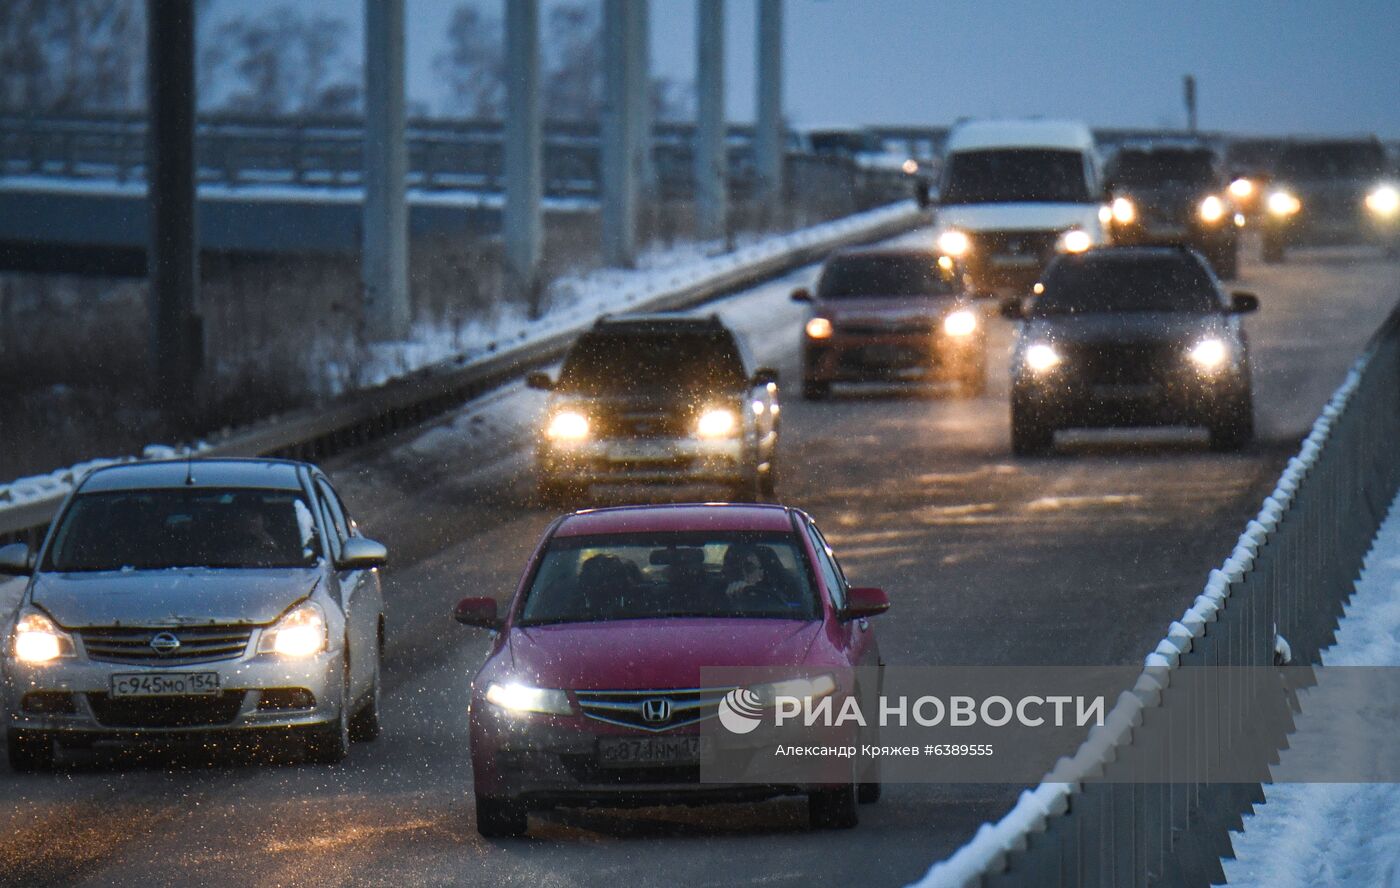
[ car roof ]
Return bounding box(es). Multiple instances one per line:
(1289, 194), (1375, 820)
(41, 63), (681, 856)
(590, 313), (729, 334)
(553, 503), (799, 538)
(830, 246), (942, 261)
(1054, 245), (1204, 266)
(947, 119), (1095, 153)
(77, 458), (309, 493)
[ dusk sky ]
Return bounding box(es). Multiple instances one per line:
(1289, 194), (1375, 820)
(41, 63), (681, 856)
(207, 0), (1400, 138)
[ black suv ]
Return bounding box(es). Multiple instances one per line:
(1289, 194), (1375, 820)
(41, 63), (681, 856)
(1261, 138), (1399, 261)
(1104, 144), (1241, 278)
(527, 315), (780, 502)
(1002, 247), (1258, 455)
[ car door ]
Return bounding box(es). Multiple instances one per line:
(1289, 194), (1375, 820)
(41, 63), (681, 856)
(801, 518), (879, 672)
(315, 476), (375, 700)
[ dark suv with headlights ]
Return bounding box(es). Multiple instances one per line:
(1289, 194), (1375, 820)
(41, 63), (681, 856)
(1104, 143), (1241, 278)
(1261, 138), (1398, 261)
(1002, 247), (1258, 455)
(527, 315), (780, 503)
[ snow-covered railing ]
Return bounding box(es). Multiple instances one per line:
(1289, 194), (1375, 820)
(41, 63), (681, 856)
(0, 201), (926, 545)
(911, 300), (1400, 888)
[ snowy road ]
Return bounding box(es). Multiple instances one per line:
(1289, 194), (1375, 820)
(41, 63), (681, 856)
(1, 235), (1396, 887)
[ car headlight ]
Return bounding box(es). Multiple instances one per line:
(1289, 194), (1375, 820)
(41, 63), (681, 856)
(256, 601), (327, 657)
(1366, 184), (1399, 218)
(546, 410), (590, 441)
(696, 407), (738, 438)
(937, 229), (971, 257)
(1229, 178), (1255, 199)
(1198, 195), (1226, 224)
(1056, 229), (1092, 254)
(1111, 197), (1136, 224)
(901, 158), (919, 176)
(805, 317), (833, 340)
(1267, 190), (1301, 217)
(943, 309), (978, 337)
(1024, 343), (1062, 373)
(748, 674), (838, 707)
(485, 682), (573, 716)
(12, 612), (75, 664)
(1189, 337), (1230, 370)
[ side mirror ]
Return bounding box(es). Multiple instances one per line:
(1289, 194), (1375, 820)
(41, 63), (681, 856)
(337, 537), (387, 570)
(0, 543), (33, 577)
(453, 596), (500, 630)
(843, 587), (890, 620)
(525, 372), (554, 391)
(790, 288), (813, 304)
(999, 296), (1025, 321)
(753, 367), (780, 387)
(1231, 291), (1260, 314)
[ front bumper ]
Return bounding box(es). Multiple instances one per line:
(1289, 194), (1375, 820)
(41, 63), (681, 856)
(538, 436), (753, 485)
(1014, 369), (1248, 428)
(804, 331), (983, 384)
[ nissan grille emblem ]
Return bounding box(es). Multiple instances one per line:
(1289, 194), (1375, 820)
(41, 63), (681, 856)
(150, 632), (182, 655)
(641, 698), (672, 723)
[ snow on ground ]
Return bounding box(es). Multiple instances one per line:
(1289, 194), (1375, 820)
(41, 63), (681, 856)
(1222, 492), (1400, 888)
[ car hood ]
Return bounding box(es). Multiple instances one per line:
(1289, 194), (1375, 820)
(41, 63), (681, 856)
(502, 619), (823, 690)
(818, 295), (964, 323)
(1024, 313), (1227, 346)
(937, 202), (1103, 234)
(30, 569), (321, 628)
(551, 389), (739, 411)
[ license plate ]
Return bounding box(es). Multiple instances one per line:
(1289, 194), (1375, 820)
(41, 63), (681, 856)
(110, 672), (221, 697)
(597, 736), (709, 767)
(860, 345), (918, 366)
(990, 255), (1040, 267)
(608, 441), (675, 462)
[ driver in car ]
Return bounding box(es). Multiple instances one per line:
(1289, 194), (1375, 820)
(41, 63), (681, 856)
(722, 544), (795, 610)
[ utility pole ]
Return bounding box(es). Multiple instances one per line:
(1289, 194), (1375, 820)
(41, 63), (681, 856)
(754, 0), (784, 225)
(363, 0), (410, 340)
(146, 0), (201, 421)
(695, 0), (726, 245)
(601, 0), (645, 267)
(504, 0), (543, 317)
(1184, 74), (1198, 134)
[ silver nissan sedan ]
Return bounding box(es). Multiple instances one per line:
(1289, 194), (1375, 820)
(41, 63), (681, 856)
(0, 458), (387, 770)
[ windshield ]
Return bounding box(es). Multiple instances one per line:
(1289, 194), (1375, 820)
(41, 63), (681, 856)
(557, 331), (746, 395)
(818, 255), (960, 299)
(1032, 256), (1221, 316)
(941, 149), (1092, 204)
(1107, 150), (1217, 188)
(1278, 143), (1385, 179)
(518, 532), (819, 625)
(43, 488), (321, 572)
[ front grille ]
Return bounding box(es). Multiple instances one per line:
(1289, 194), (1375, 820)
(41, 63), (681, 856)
(1066, 342), (1179, 385)
(592, 410), (693, 440)
(971, 229), (1060, 259)
(79, 626), (253, 666)
(575, 687), (730, 733)
(86, 691), (247, 728)
(836, 321), (935, 336)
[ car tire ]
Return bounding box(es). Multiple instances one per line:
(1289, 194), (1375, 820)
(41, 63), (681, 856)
(802, 381), (830, 401)
(808, 782), (859, 829)
(304, 669), (351, 764)
(1010, 397), (1054, 456)
(6, 729), (55, 773)
(1262, 232), (1285, 264)
(1208, 392), (1255, 452)
(349, 646), (382, 743)
(475, 796), (529, 838)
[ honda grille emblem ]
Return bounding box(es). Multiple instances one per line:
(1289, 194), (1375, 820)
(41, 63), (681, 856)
(641, 698), (672, 723)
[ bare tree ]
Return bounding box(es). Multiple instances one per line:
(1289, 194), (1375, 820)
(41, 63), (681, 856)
(433, 6), (505, 119)
(202, 5), (360, 116)
(543, 4), (601, 122)
(0, 0), (143, 112)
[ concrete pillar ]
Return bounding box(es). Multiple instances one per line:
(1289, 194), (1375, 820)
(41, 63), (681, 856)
(363, 0), (410, 340)
(504, 0), (543, 317)
(754, 0), (784, 211)
(631, 1), (654, 197)
(146, 0), (201, 417)
(601, 0), (643, 267)
(694, 0), (726, 244)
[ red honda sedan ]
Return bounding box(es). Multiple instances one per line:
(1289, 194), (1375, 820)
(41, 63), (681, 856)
(453, 503), (890, 837)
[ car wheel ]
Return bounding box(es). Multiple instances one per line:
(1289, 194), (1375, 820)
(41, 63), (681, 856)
(304, 667), (351, 764)
(6, 729), (55, 773)
(802, 380), (830, 401)
(349, 645), (382, 743)
(1262, 232), (1285, 264)
(475, 795), (529, 837)
(1208, 392), (1255, 452)
(1010, 397), (1054, 456)
(808, 782), (859, 829)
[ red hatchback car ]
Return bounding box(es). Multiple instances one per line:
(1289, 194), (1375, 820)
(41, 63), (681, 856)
(453, 503), (890, 837)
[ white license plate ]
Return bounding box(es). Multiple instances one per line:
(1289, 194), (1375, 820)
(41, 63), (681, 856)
(608, 441), (676, 462)
(990, 255), (1040, 267)
(110, 672), (221, 697)
(597, 735), (709, 767)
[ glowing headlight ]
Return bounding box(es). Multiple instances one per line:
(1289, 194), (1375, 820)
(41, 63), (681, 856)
(805, 317), (833, 339)
(1189, 338), (1229, 370)
(901, 158), (919, 175)
(696, 408), (738, 438)
(943, 309), (978, 337)
(485, 682), (573, 716)
(1058, 229), (1092, 254)
(1024, 343), (1062, 373)
(1267, 190), (1301, 217)
(12, 612), (74, 664)
(1229, 178), (1255, 199)
(1111, 197), (1136, 224)
(1366, 185), (1399, 217)
(546, 410), (590, 441)
(937, 229), (971, 257)
(1198, 195), (1226, 224)
(256, 601), (327, 657)
(748, 674), (837, 707)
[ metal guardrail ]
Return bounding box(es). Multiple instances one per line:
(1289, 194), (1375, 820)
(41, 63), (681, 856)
(913, 300), (1400, 887)
(0, 202), (927, 547)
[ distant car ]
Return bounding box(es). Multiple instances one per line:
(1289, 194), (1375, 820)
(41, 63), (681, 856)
(453, 503), (890, 836)
(1223, 137), (1285, 220)
(527, 315), (781, 502)
(1261, 137), (1399, 261)
(1103, 143), (1243, 278)
(793, 248), (987, 399)
(0, 459), (388, 770)
(1002, 247), (1258, 455)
